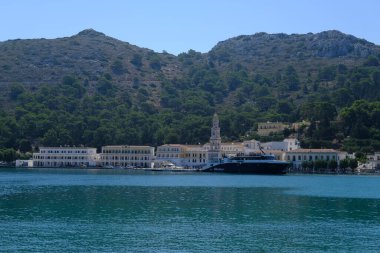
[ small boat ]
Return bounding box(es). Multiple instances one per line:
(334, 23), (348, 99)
(151, 161), (184, 171)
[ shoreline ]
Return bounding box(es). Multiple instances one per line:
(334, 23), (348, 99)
(2, 166), (380, 175)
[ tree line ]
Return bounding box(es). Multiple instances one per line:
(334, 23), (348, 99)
(0, 54), (379, 161)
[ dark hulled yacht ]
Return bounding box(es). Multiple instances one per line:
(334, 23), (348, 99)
(204, 153), (290, 175)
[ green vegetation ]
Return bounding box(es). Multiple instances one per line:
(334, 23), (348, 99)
(339, 158), (359, 173)
(0, 148), (18, 162)
(0, 29), (379, 158)
(301, 160), (339, 173)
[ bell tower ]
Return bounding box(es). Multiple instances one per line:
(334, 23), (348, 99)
(208, 113), (222, 163)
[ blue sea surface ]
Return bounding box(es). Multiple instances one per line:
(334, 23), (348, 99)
(0, 168), (379, 252)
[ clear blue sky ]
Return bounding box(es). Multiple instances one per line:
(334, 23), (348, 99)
(1, 0), (379, 55)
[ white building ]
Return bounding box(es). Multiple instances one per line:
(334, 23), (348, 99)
(243, 139), (261, 151)
(100, 145), (155, 168)
(156, 144), (208, 169)
(261, 141), (288, 151)
(261, 138), (300, 152)
(33, 147), (98, 167)
(156, 144), (187, 166)
(257, 122), (287, 136)
(283, 138), (300, 151)
(221, 143), (244, 156)
(204, 142), (244, 157)
(285, 149), (341, 169)
(183, 145), (208, 168)
(15, 159), (33, 168)
(368, 152), (380, 170)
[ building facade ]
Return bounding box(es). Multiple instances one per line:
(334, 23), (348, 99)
(284, 138), (300, 151)
(33, 147), (98, 167)
(368, 152), (380, 170)
(257, 122), (287, 136)
(100, 145), (155, 168)
(285, 149), (341, 169)
(156, 144), (208, 169)
(156, 144), (187, 165)
(265, 150), (286, 161)
(261, 141), (288, 151)
(15, 159), (34, 168)
(243, 139), (261, 151)
(261, 138), (300, 152)
(183, 145), (208, 168)
(221, 143), (244, 156)
(204, 142), (244, 157)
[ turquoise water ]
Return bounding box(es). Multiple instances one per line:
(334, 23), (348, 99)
(1, 168), (380, 252)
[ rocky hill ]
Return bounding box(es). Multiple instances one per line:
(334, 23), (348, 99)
(0, 29), (182, 106)
(0, 29), (379, 153)
(208, 30), (380, 77)
(1, 29), (379, 85)
(0, 29), (184, 82)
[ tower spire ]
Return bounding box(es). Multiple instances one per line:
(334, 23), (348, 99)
(208, 113), (222, 163)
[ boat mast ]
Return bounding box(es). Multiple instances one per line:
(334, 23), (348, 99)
(258, 143), (266, 155)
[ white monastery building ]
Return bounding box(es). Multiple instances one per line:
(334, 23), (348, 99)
(33, 146), (98, 167)
(182, 145), (208, 168)
(156, 144), (187, 166)
(285, 149), (343, 169)
(100, 145), (155, 168)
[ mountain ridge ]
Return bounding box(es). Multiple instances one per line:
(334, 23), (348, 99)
(1, 29), (379, 85)
(0, 29), (379, 153)
(212, 30), (378, 58)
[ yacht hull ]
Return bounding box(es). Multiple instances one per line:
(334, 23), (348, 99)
(205, 161), (289, 175)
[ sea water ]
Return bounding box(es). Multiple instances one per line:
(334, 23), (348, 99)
(0, 168), (379, 252)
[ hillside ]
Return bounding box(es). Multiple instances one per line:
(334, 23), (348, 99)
(208, 30), (380, 77)
(1, 30), (379, 89)
(0, 29), (182, 107)
(0, 29), (379, 157)
(0, 29), (184, 81)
